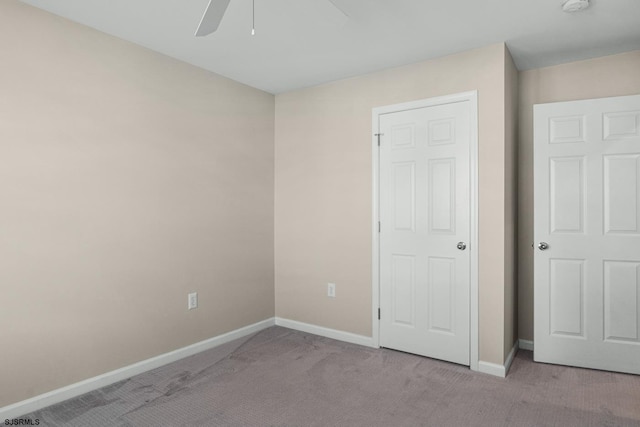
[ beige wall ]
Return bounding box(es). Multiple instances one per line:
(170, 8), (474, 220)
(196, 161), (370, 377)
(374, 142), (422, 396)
(0, 1), (274, 407)
(504, 48), (519, 359)
(275, 43), (514, 365)
(517, 50), (640, 341)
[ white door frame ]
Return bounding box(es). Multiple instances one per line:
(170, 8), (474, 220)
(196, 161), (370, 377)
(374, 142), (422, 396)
(371, 90), (479, 371)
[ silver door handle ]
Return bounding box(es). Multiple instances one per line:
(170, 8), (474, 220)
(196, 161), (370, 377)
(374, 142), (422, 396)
(457, 242), (466, 251)
(538, 242), (549, 251)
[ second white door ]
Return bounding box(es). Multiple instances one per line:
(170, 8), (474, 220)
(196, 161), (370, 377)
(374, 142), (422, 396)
(378, 99), (471, 366)
(534, 94), (640, 374)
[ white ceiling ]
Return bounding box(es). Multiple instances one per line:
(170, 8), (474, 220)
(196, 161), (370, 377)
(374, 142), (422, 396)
(18, 0), (640, 94)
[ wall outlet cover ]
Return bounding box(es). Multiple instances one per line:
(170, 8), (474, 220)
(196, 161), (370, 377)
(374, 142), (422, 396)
(327, 283), (336, 298)
(188, 292), (198, 310)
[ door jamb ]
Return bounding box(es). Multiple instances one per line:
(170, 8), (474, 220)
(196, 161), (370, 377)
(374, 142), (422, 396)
(371, 91), (479, 371)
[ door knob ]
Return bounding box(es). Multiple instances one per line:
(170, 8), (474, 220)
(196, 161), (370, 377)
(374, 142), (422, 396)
(457, 242), (466, 251)
(538, 242), (549, 251)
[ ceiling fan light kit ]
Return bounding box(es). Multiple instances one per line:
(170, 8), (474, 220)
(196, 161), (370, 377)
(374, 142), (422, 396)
(562, 0), (590, 13)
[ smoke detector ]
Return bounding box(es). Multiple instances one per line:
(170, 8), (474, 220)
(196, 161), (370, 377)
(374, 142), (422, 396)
(562, 0), (590, 12)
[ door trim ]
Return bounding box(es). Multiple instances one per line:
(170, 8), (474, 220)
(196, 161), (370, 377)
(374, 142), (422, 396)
(371, 90), (479, 372)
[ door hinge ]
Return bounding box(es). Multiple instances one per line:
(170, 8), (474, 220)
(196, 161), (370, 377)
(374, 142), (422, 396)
(378, 308), (381, 320)
(375, 133), (384, 146)
(378, 221), (381, 233)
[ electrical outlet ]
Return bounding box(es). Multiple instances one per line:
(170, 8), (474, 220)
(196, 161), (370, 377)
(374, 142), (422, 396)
(327, 283), (336, 298)
(188, 292), (198, 310)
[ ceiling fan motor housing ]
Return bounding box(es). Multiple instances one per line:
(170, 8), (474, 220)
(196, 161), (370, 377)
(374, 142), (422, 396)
(562, 0), (590, 13)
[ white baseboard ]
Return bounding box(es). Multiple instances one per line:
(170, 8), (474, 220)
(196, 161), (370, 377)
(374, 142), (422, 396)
(519, 339), (534, 351)
(275, 317), (376, 348)
(477, 340), (519, 378)
(477, 360), (506, 377)
(503, 340), (518, 376)
(0, 317), (276, 420)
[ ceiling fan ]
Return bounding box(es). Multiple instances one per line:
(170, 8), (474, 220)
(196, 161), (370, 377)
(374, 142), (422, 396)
(195, 0), (347, 37)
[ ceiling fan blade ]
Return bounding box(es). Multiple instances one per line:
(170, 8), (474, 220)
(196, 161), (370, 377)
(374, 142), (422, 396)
(195, 0), (231, 37)
(326, 0), (349, 18)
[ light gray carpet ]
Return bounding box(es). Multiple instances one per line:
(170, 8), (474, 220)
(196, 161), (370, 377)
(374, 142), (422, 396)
(23, 326), (640, 426)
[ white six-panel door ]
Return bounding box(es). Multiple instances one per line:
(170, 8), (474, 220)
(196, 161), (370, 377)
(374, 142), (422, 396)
(534, 94), (640, 375)
(378, 99), (471, 366)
